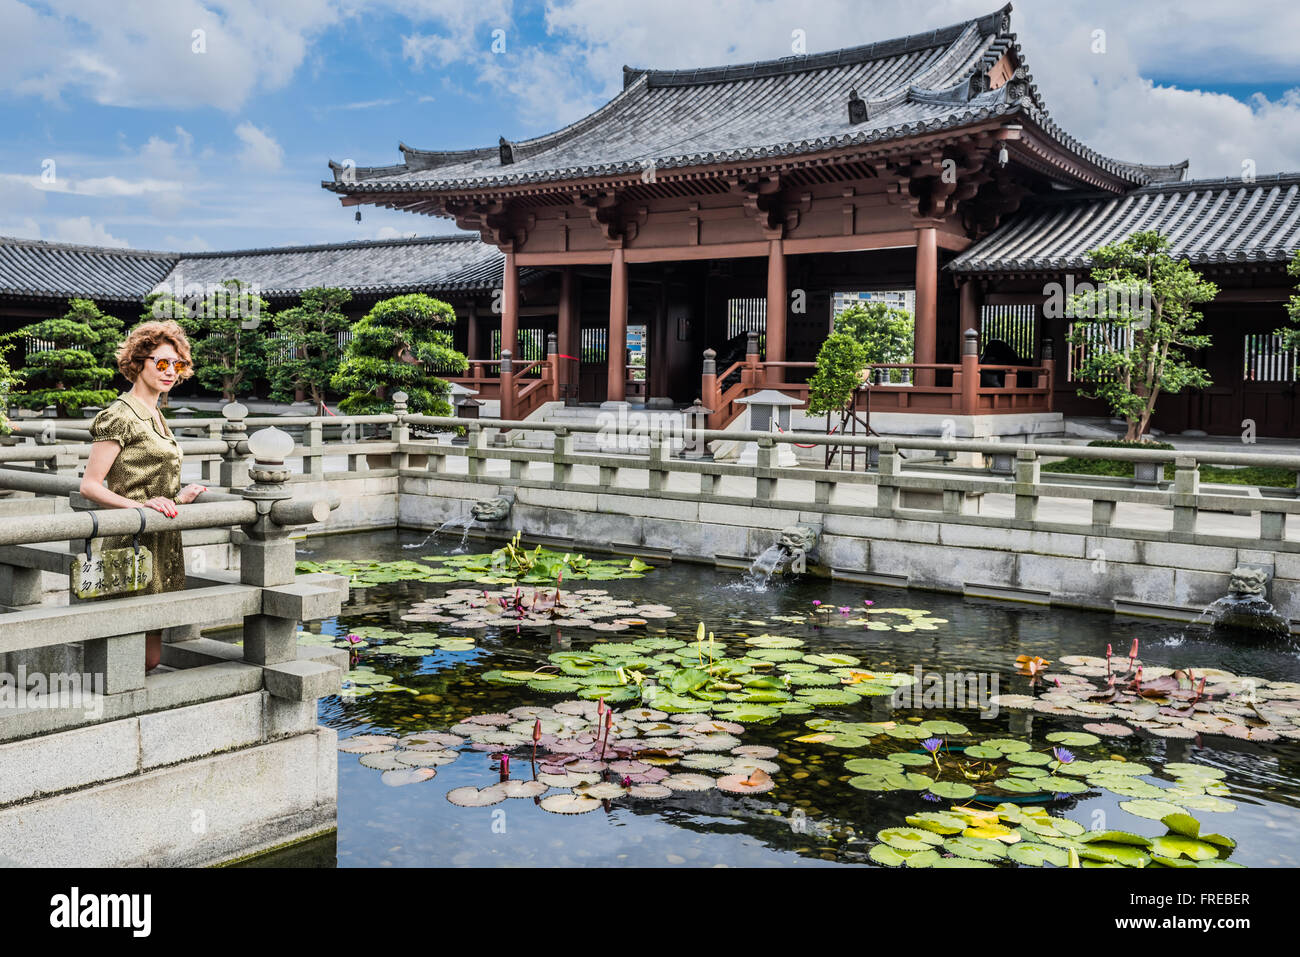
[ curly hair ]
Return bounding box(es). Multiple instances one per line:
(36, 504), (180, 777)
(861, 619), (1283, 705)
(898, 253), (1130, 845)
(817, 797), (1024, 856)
(116, 321), (195, 382)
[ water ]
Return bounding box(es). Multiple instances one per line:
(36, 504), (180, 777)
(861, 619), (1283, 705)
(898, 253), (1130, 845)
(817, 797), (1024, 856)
(251, 528), (1300, 868)
(402, 515), (479, 552)
(740, 544), (787, 592)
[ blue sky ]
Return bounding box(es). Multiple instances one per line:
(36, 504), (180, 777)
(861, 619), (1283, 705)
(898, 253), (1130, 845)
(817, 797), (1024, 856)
(1, 0), (1297, 252)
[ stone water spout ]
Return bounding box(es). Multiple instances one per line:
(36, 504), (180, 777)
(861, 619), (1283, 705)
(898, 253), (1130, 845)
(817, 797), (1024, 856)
(773, 524), (819, 575)
(471, 490), (515, 525)
(1206, 565), (1290, 638)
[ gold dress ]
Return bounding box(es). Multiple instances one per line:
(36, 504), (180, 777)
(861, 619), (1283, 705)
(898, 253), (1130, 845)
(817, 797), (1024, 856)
(86, 392), (187, 596)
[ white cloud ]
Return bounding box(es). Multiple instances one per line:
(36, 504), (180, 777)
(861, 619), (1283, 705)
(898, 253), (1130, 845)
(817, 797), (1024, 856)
(0, 0), (346, 111)
(38, 216), (131, 247)
(162, 234), (214, 251)
(0, 172), (185, 198)
(235, 123), (284, 172)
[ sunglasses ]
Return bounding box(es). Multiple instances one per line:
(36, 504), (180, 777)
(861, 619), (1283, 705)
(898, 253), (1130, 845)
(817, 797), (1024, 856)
(145, 356), (190, 375)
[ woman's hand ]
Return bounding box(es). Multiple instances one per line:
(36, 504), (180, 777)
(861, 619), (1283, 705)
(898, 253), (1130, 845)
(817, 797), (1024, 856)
(143, 496), (179, 518)
(174, 484), (207, 505)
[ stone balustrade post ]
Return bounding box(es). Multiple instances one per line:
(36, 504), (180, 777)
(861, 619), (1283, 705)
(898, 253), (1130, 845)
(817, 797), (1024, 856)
(390, 391), (410, 470)
(1014, 449), (1040, 521)
(875, 441), (899, 512)
(219, 401), (250, 490)
(303, 420), (324, 476)
(756, 436), (776, 501)
(465, 423), (483, 480)
(648, 433), (669, 492)
(83, 632), (146, 694)
(552, 426), (573, 484)
(238, 430), (299, 666)
(1172, 455), (1199, 536)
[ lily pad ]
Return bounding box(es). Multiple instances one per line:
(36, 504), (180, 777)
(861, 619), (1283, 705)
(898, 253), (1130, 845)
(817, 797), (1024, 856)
(1008, 843), (1070, 867)
(928, 781), (977, 800)
(1120, 799), (1188, 821)
(1045, 731), (1101, 747)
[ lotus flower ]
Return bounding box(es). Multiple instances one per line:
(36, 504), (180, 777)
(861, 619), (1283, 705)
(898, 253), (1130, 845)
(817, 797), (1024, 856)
(838, 606), (851, 615)
(1052, 746), (1075, 765)
(863, 600), (875, 607)
(1015, 654), (1051, 678)
(922, 793), (941, 803)
(344, 633), (362, 645)
(812, 600), (822, 606)
(499, 754), (510, 778)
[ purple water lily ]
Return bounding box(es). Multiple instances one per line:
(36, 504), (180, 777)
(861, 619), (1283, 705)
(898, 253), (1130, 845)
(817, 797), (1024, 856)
(922, 737), (945, 775)
(922, 793), (941, 803)
(1052, 746), (1075, 764)
(838, 606), (851, 615)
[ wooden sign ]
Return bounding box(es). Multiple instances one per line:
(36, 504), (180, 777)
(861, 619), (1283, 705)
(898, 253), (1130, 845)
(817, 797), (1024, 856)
(71, 545), (153, 599)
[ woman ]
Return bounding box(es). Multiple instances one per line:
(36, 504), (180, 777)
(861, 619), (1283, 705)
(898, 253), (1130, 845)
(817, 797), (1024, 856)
(79, 320), (208, 671)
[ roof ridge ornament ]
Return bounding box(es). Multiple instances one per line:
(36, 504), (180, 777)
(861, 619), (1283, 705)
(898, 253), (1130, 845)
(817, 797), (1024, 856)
(499, 137), (515, 166)
(968, 68), (991, 100)
(847, 88), (868, 125)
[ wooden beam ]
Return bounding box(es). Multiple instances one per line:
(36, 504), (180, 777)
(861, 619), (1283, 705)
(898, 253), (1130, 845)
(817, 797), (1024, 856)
(516, 250), (614, 266)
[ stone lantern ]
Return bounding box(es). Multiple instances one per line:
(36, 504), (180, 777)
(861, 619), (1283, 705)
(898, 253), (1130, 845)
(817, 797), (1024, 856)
(679, 398), (713, 460)
(735, 389), (803, 467)
(449, 382), (482, 446)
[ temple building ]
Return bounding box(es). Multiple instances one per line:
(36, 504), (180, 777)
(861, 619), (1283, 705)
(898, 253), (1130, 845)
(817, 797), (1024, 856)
(322, 4), (1299, 436)
(2, 6), (1296, 435)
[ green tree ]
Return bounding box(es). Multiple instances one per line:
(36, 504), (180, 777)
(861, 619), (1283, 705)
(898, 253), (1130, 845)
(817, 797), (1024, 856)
(152, 279), (268, 402)
(268, 287), (352, 406)
(11, 298), (121, 415)
(832, 301), (914, 364)
(331, 293), (467, 415)
(1066, 231), (1217, 442)
(1275, 249), (1300, 352)
(0, 334), (24, 435)
(808, 332), (868, 415)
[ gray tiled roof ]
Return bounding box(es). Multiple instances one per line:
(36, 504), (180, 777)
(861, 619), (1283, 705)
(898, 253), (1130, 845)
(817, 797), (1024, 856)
(0, 234), (521, 303)
(948, 174), (1300, 274)
(325, 5), (1184, 196)
(0, 238), (176, 301)
(163, 234), (523, 296)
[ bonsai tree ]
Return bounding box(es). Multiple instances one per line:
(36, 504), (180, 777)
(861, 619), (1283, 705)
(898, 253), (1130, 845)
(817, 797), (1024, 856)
(331, 293), (467, 414)
(808, 331), (868, 415)
(832, 301), (913, 382)
(268, 287), (352, 407)
(1275, 249), (1300, 352)
(1066, 231), (1216, 442)
(152, 278), (269, 402)
(10, 298), (121, 415)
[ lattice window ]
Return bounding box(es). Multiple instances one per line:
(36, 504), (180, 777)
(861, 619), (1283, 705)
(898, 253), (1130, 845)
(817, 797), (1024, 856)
(1067, 322), (1131, 382)
(980, 305), (1037, 359)
(1243, 333), (1298, 383)
(726, 298), (766, 340)
(579, 326), (607, 365)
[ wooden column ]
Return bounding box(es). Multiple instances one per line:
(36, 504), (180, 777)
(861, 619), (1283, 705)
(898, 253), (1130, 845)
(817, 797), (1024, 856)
(765, 238), (787, 385)
(557, 266), (575, 394)
(959, 279), (979, 339)
(914, 227), (938, 387)
(465, 301), (480, 360)
(501, 249), (518, 358)
(607, 248), (628, 403)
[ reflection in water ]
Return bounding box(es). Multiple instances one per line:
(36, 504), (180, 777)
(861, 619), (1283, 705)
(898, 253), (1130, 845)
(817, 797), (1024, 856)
(259, 528), (1300, 868)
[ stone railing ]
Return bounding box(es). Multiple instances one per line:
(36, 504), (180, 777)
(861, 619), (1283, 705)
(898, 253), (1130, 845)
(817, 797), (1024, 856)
(6, 398), (1297, 553)
(0, 436), (348, 742)
(396, 414), (1300, 552)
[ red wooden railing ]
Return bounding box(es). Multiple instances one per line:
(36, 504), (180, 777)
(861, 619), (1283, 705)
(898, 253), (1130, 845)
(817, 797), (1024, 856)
(701, 335), (1055, 430)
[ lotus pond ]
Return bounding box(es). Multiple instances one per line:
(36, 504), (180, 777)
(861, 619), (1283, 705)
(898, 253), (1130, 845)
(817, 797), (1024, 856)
(252, 528), (1300, 868)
